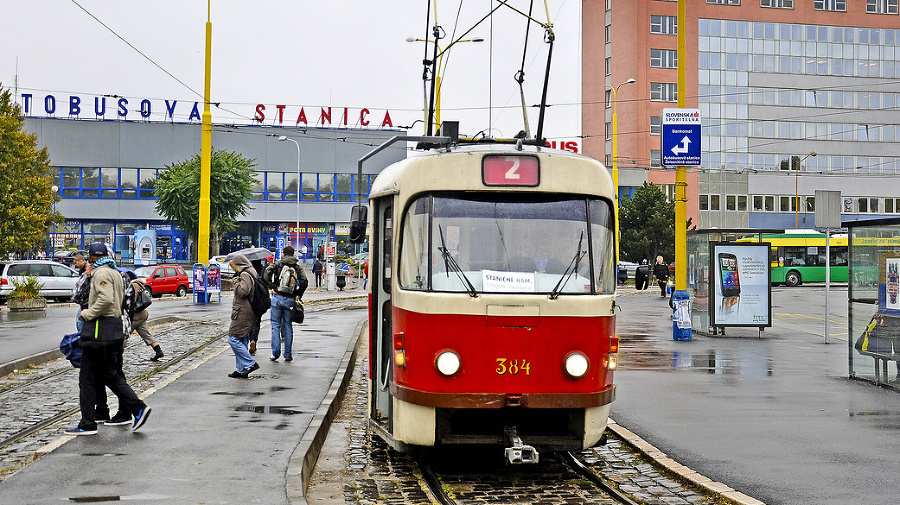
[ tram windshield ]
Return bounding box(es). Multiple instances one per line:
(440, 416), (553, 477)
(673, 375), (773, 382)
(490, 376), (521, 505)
(399, 194), (615, 295)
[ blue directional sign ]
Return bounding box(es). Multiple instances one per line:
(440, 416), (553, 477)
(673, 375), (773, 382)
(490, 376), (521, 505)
(661, 108), (701, 167)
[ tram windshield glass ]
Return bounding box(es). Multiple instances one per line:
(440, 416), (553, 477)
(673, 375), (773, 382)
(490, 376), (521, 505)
(399, 194), (615, 294)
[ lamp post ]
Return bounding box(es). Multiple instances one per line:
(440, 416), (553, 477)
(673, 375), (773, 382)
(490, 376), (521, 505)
(794, 151), (817, 228)
(605, 78), (636, 267)
(50, 184), (58, 258)
(278, 136), (301, 254)
(407, 36), (484, 133)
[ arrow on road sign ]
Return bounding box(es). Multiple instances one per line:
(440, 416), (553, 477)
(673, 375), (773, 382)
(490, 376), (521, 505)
(671, 136), (691, 155)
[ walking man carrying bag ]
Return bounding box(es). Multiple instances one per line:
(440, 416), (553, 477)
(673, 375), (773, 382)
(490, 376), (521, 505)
(264, 245), (308, 362)
(65, 243), (151, 435)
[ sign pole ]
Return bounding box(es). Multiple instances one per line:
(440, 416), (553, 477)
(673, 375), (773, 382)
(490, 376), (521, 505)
(671, 0), (692, 341)
(825, 228), (830, 344)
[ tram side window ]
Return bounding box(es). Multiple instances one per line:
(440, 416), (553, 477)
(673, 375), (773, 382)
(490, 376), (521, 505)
(589, 200), (616, 294)
(399, 197), (430, 290)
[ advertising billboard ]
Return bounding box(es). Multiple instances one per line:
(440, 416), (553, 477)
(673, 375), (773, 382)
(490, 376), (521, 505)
(710, 243), (772, 327)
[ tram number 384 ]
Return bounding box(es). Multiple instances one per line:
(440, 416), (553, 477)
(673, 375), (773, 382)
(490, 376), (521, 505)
(496, 358), (532, 376)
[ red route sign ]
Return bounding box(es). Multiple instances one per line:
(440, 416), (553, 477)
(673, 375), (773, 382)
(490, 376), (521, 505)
(482, 155), (540, 187)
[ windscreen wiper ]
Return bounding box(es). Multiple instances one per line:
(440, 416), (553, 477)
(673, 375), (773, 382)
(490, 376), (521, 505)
(549, 230), (585, 299)
(438, 225), (478, 297)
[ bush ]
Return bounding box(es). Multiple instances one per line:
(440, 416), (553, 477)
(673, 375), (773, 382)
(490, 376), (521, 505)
(9, 275), (44, 300)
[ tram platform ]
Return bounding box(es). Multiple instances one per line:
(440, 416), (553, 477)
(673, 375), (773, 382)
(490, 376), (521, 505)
(0, 289), (367, 505)
(611, 284), (896, 505)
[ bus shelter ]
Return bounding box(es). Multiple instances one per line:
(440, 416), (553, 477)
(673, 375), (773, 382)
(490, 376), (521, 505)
(687, 229), (778, 335)
(848, 218), (900, 388)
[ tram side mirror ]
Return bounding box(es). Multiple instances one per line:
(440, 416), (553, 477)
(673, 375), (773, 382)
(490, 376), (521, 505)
(349, 205), (368, 244)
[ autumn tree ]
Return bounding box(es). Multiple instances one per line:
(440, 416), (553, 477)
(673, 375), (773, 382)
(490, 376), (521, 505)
(154, 149), (257, 260)
(0, 84), (59, 257)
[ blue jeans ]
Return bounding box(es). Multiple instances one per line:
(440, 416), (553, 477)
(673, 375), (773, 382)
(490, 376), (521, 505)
(270, 294), (294, 359)
(228, 335), (255, 372)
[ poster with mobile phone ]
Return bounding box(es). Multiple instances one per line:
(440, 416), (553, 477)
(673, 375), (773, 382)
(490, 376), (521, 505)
(711, 243), (771, 327)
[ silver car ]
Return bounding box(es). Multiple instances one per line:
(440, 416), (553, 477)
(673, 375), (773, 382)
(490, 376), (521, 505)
(0, 260), (80, 303)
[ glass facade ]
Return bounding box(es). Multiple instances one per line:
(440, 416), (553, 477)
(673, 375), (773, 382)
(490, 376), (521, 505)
(697, 19), (900, 228)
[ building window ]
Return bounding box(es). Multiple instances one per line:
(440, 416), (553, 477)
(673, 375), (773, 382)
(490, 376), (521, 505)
(710, 194), (720, 211)
(738, 195), (747, 211)
(867, 0), (899, 13)
(605, 58), (611, 76)
(753, 195), (764, 211)
(605, 89), (612, 108)
(761, 0), (792, 7)
(726, 195), (736, 211)
(650, 116), (661, 135)
(606, 122), (612, 141)
(699, 195), (709, 211)
(266, 172), (284, 201)
(780, 196), (792, 212)
(650, 49), (678, 69)
(651, 150), (662, 168)
(650, 15), (677, 34)
(707, 0), (740, 3)
(814, 0), (846, 11)
(650, 82), (678, 102)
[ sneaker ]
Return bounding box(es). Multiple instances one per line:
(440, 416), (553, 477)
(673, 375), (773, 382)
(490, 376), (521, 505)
(95, 412), (111, 424)
(284, 356), (293, 362)
(65, 425), (97, 436)
(247, 362), (260, 373)
(106, 412), (132, 426)
(270, 354), (279, 362)
(228, 370), (249, 378)
(249, 341), (257, 355)
(132, 407), (152, 432)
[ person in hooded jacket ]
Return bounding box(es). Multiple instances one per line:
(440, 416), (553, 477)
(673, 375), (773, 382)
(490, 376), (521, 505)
(227, 254), (261, 378)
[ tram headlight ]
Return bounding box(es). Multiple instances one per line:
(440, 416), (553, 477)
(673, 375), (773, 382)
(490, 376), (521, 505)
(564, 352), (589, 378)
(435, 350), (461, 376)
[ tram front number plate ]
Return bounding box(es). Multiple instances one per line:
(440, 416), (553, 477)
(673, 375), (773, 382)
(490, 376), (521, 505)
(482, 155), (540, 187)
(496, 358), (532, 376)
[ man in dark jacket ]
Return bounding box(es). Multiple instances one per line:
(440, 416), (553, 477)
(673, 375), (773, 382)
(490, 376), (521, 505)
(65, 243), (151, 435)
(263, 245), (307, 362)
(227, 254), (261, 378)
(653, 255), (670, 298)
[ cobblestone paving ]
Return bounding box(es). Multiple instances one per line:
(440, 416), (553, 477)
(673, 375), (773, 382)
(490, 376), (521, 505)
(331, 341), (723, 505)
(0, 316), (230, 481)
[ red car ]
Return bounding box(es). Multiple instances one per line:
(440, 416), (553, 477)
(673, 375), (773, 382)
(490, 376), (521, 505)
(134, 264), (190, 298)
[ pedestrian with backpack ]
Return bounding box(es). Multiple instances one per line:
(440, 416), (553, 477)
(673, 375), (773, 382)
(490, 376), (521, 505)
(263, 245), (308, 362)
(226, 254), (262, 378)
(129, 278), (163, 361)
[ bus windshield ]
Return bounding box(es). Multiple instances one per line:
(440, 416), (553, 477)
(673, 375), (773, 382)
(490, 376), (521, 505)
(399, 194), (615, 295)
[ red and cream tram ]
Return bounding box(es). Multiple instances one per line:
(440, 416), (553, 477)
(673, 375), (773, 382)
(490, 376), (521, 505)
(360, 143), (618, 463)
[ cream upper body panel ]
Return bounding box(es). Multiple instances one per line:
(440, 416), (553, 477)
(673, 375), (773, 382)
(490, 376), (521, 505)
(369, 146), (614, 201)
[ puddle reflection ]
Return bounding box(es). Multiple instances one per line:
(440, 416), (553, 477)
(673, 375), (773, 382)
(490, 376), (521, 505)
(233, 405), (303, 415)
(621, 347), (773, 376)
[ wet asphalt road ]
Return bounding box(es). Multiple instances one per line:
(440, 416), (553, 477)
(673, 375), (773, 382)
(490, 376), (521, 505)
(611, 285), (899, 505)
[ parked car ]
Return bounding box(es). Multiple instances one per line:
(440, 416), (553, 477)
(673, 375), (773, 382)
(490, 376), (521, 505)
(0, 260), (80, 303)
(52, 249), (88, 268)
(208, 256), (235, 278)
(618, 261), (639, 280)
(133, 264), (190, 298)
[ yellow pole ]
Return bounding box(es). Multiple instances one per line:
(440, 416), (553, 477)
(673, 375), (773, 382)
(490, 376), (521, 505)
(611, 103), (620, 266)
(673, 0), (691, 340)
(198, 1), (212, 265)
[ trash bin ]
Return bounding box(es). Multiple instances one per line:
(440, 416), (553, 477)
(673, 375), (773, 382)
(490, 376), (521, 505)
(336, 271), (347, 291)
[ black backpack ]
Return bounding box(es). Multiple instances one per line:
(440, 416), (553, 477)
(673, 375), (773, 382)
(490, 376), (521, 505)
(246, 270), (271, 318)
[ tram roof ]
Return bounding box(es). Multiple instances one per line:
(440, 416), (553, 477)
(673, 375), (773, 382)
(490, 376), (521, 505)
(368, 144), (613, 201)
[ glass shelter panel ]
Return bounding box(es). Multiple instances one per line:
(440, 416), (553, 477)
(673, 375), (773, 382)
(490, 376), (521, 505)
(848, 220), (900, 388)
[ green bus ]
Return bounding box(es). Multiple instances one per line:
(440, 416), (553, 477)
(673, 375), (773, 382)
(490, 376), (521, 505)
(740, 230), (848, 287)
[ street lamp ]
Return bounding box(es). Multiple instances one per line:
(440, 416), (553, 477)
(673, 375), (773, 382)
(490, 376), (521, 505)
(50, 185), (58, 258)
(407, 36), (484, 133)
(794, 151), (817, 228)
(277, 136), (301, 254)
(605, 78), (636, 266)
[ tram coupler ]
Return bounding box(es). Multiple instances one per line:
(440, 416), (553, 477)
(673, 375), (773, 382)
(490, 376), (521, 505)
(503, 426), (539, 465)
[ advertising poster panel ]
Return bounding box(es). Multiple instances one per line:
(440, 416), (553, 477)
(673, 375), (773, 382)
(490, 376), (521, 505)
(710, 243), (772, 327)
(206, 264), (221, 295)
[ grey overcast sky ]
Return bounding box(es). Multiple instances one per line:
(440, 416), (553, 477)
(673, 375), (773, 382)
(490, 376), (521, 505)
(1, 0), (583, 142)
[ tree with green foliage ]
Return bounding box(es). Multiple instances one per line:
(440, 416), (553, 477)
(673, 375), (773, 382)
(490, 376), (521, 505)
(0, 84), (60, 258)
(619, 182), (676, 264)
(155, 149), (257, 259)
